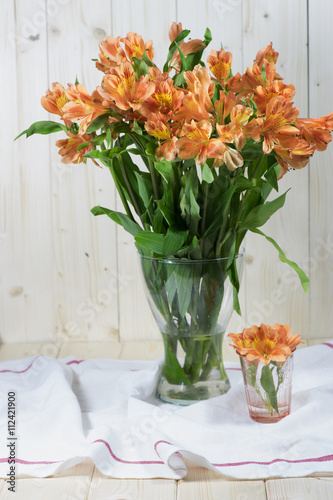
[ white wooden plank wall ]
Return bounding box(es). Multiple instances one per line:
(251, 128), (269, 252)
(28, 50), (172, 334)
(1, 0), (333, 347)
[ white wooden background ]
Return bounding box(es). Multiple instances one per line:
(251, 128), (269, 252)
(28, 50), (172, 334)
(1, 0), (332, 348)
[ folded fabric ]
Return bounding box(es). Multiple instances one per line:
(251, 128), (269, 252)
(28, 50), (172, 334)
(0, 342), (332, 479)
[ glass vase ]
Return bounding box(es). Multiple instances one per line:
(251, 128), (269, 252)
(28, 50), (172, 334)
(240, 355), (293, 423)
(139, 252), (244, 405)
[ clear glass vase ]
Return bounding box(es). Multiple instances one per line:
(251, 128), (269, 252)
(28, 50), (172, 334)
(240, 355), (293, 423)
(139, 253), (244, 405)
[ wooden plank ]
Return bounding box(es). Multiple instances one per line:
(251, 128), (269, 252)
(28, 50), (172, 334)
(57, 341), (122, 359)
(0, 343), (59, 361)
(46, 0), (118, 343)
(241, 0), (310, 339)
(0, 461), (94, 499)
(178, 459), (267, 499)
(112, 0), (177, 342)
(0, 1), (25, 343)
(57, 340), (164, 360)
(308, 1), (333, 344)
(88, 467), (177, 500)
(0, 0), (53, 344)
(13, 0), (55, 343)
(0, 481), (6, 494)
(266, 478), (333, 500)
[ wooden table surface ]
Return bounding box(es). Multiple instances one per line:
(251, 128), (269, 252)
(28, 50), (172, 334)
(0, 340), (332, 500)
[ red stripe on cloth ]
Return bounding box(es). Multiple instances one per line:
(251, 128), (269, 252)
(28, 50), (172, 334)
(0, 356), (42, 374)
(0, 457), (62, 465)
(212, 454), (333, 468)
(93, 439), (164, 465)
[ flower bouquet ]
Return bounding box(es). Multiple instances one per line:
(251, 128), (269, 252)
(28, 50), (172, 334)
(17, 23), (333, 403)
(228, 324), (304, 422)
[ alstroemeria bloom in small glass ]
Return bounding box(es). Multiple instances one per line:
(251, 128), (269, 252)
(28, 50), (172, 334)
(228, 324), (304, 422)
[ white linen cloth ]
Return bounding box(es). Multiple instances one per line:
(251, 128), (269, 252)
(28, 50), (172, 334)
(0, 342), (332, 480)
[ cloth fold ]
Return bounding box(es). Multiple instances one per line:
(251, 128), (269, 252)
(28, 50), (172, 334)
(0, 342), (332, 479)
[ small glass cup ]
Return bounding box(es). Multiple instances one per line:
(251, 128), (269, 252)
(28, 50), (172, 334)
(240, 355), (293, 423)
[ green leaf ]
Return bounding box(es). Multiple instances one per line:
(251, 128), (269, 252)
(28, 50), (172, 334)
(234, 176), (257, 193)
(15, 121), (67, 140)
(91, 133), (106, 146)
(135, 231), (165, 254)
(175, 236), (199, 258)
(163, 29), (191, 72)
(203, 27), (212, 46)
(175, 41), (187, 72)
(241, 142), (263, 160)
(86, 113), (110, 133)
(132, 56), (149, 78)
(134, 172), (152, 208)
(201, 163), (215, 184)
(162, 229), (189, 255)
(247, 362), (257, 387)
(264, 161), (280, 192)
(142, 50), (154, 67)
(106, 127), (112, 147)
(162, 333), (191, 385)
(132, 119), (143, 136)
(260, 364), (279, 414)
(157, 201), (178, 228)
(204, 185), (237, 239)
(173, 264), (193, 318)
(146, 141), (158, 156)
(91, 206), (142, 237)
(239, 190), (289, 231)
(250, 228), (309, 292)
(77, 141), (90, 152)
(154, 159), (173, 182)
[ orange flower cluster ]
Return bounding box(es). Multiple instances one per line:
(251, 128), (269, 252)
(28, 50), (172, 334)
(41, 23), (333, 176)
(228, 323), (304, 365)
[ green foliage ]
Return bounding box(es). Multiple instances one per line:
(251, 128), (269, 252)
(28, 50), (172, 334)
(15, 121), (67, 139)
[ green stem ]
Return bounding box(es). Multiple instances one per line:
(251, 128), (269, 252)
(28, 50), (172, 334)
(118, 154), (145, 228)
(148, 156), (159, 201)
(108, 162), (135, 222)
(200, 182), (209, 239)
(234, 156), (266, 231)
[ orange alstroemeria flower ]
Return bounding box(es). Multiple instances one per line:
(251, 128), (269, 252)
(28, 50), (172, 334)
(41, 82), (69, 118)
(255, 42), (279, 68)
(169, 22), (183, 42)
(207, 49), (232, 82)
(228, 323), (304, 365)
(216, 105), (253, 152)
(225, 72), (243, 93)
(98, 62), (155, 112)
(253, 80), (295, 116)
(56, 133), (93, 164)
(241, 60), (282, 100)
(295, 114), (333, 151)
(176, 119), (227, 166)
(274, 141), (316, 178)
(230, 104), (254, 150)
(169, 22), (205, 72)
(145, 113), (180, 161)
(120, 32), (154, 62)
(62, 84), (110, 133)
(176, 67), (214, 122)
(96, 36), (128, 73)
(252, 96), (299, 154)
(140, 78), (184, 120)
(214, 91), (237, 124)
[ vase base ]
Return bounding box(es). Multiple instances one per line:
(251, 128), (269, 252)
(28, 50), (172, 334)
(247, 403), (290, 423)
(156, 375), (231, 406)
